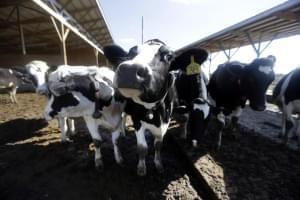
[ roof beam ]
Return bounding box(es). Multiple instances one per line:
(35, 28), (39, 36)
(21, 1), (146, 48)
(69, 6), (97, 14)
(0, 0), (29, 8)
(32, 0), (103, 54)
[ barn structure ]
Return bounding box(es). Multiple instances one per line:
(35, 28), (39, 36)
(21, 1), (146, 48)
(0, 0), (113, 67)
(177, 0), (300, 61)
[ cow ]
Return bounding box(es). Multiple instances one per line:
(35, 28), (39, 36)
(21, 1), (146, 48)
(169, 49), (210, 148)
(103, 39), (208, 176)
(43, 71), (125, 169)
(25, 61), (76, 142)
(0, 68), (20, 103)
(207, 55), (276, 149)
(273, 67), (300, 145)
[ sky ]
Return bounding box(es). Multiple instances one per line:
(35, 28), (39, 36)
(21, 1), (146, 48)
(99, 0), (300, 75)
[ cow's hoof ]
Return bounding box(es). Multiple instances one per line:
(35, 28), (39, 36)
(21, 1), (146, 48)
(192, 140), (198, 148)
(60, 138), (71, 144)
(66, 130), (76, 137)
(95, 159), (104, 170)
(115, 156), (124, 165)
(137, 166), (146, 176)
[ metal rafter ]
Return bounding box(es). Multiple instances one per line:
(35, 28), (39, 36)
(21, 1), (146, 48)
(32, 0), (103, 54)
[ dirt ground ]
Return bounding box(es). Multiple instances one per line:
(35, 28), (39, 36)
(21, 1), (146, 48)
(180, 108), (300, 200)
(1, 93), (300, 200)
(0, 93), (203, 200)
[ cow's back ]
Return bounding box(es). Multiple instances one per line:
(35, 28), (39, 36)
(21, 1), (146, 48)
(274, 68), (300, 105)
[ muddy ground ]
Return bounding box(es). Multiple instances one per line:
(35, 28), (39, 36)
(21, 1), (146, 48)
(1, 93), (300, 200)
(180, 107), (300, 200)
(0, 93), (203, 200)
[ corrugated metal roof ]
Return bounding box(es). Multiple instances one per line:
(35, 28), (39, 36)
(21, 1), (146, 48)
(0, 0), (113, 54)
(177, 1), (300, 54)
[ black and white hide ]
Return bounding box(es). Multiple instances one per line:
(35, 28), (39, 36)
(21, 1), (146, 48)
(208, 55), (276, 149)
(104, 39), (208, 176)
(169, 49), (209, 147)
(273, 67), (300, 145)
(25, 61), (76, 142)
(43, 68), (125, 169)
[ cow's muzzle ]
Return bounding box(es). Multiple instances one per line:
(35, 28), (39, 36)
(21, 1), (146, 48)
(115, 63), (150, 90)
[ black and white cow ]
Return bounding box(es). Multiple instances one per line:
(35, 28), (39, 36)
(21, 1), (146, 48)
(43, 71), (125, 168)
(104, 39), (208, 176)
(170, 49), (210, 147)
(25, 61), (76, 142)
(0, 68), (19, 103)
(273, 67), (300, 145)
(26, 61), (126, 168)
(208, 56), (276, 149)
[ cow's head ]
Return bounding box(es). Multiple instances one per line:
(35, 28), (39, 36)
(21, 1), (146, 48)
(25, 60), (50, 95)
(241, 55), (276, 111)
(104, 39), (208, 108)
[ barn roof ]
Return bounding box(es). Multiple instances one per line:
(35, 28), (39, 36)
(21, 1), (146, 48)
(0, 0), (113, 54)
(177, 1), (300, 54)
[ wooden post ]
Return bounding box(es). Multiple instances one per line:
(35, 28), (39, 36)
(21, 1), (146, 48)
(16, 6), (26, 55)
(94, 48), (99, 66)
(51, 16), (69, 64)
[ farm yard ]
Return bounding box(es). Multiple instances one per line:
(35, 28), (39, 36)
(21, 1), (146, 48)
(1, 0), (300, 200)
(0, 93), (203, 200)
(0, 93), (300, 200)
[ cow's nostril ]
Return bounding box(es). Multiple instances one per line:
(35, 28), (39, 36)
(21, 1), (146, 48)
(136, 68), (147, 79)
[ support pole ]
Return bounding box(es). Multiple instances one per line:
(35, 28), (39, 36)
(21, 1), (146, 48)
(245, 31), (277, 58)
(245, 31), (261, 58)
(208, 52), (219, 78)
(94, 48), (99, 66)
(61, 22), (69, 65)
(16, 6), (26, 55)
(51, 16), (69, 64)
(218, 42), (232, 61)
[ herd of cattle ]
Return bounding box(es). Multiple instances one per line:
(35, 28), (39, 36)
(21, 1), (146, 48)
(0, 39), (299, 176)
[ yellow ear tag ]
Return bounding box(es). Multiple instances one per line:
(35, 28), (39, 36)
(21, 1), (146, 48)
(186, 55), (201, 75)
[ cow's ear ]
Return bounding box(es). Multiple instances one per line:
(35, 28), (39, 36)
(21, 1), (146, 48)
(267, 55), (276, 67)
(103, 44), (128, 68)
(170, 48), (208, 71)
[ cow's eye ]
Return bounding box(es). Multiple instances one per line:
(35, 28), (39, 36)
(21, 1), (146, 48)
(164, 53), (174, 62)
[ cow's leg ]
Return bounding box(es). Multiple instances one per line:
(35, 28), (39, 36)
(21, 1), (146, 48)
(279, 113), (286, 138)
(283, 119), (294, 144)
(10, 87), (17, 104)
(179, 113), (189, 139)
(83, 116), (103, 169)
(216, 111), (225, 150)
(58, 117), (68, 142)
(135, 126), (148, 176)
(9, 91), (14, 103)
(66, 118), (76, 137)
(230, 106), (242, 137)
(112, 129), (123, 165)
(120, 113), (127, 137)
(154, 136), (164, 173)
(297, 117), (300, 146)
(291, 116), (300, 140)
(152, 121), (169, 173)
(190, 101), (209, 147)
